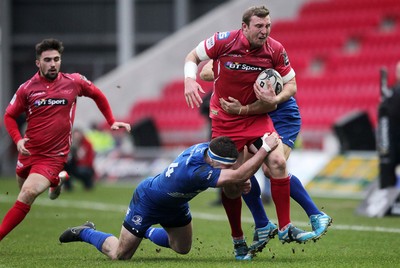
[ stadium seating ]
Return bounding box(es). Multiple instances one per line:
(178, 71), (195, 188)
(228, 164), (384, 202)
(127, 0), (400, 148)
(127, 78), (213, 146)
(287, 0), (400, 148)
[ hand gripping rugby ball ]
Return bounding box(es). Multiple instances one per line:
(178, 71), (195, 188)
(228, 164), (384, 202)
(256, 68), (283, 95)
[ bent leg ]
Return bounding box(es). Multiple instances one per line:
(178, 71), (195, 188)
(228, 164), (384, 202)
(164, 222), (192, 254)
(0, 200), (30, 241)
(111, 226), (142, 260)
(0, 173), (49, 241)
(242, 175), (269, 228)
(264, 144), (321, 217)
(83, 225), (142, 260)
(221, 152), (245, 239)
(61, 224), (141, 260)
(265, 142), (290, 230)
(80, 225), (141, 260)
(289, 174), (321, 216)
(221, 191), (243, 239)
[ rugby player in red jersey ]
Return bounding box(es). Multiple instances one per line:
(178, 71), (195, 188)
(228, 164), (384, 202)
(184, 6), (317, 259)
(0, 38), (131, 241)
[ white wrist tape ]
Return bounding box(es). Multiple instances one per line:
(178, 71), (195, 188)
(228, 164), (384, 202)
(184, 61), (198, 79)
(262, 133), (272, 153)
(262, 142), (271, 153)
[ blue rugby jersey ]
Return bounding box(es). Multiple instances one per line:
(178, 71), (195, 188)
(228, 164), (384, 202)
(137, 142), (221, 208)
(269, 97), (301, 149)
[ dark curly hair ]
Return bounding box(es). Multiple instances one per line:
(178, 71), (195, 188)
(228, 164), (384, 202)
(209, 136), (239, 161)
(35, 38), (64, 59)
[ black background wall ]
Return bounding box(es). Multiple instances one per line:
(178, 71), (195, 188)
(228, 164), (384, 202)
(9, 0), (228, 94)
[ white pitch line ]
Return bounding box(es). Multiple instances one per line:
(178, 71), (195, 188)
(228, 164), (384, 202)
(1, 195), (400, 234)
(189, 212), (400, 234)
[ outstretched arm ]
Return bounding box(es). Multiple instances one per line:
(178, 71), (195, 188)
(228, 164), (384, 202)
(184, 49), (205, 108)
(216, 132), (280, 187)
(90, 87), (131, 132)
(110, 121), (131, 132)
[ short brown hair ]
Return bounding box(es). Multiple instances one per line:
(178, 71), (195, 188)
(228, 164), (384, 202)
(242, 6), (270, 26)
(35, 38), (64, 59)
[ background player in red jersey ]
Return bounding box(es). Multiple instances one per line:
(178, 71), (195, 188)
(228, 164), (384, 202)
(64, 128), (96, 191)
(0, 38), (131, 242)
(184, 6), (316, 260)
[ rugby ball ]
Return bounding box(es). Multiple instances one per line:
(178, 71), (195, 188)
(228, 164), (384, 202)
(256, 68), (283, 95)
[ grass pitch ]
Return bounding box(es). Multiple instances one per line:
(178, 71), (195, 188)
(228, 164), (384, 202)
(1, 176), (399, 268)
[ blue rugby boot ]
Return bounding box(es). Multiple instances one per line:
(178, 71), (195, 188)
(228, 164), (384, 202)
(278, 223), (315, 244)
(310, 212), (332, 240)
(243, 221), (278, 260)
(233, 239), (249, 260)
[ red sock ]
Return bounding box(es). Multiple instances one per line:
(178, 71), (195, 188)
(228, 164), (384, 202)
(0, 200), (31, 241)
(270, 177), (291, 230)
(221, 191), (243, 239)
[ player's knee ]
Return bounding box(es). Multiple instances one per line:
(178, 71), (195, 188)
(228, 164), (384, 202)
(115, 255), (131, 260)
(262, 164), (271, 177)
(222, 185), (242, 199)
(267, 153), (286, 173)
(18, 188), (38, 204)
(170, 240), (191, 254)
(175, 245), (191, 255)
(114, 250), (133, 260)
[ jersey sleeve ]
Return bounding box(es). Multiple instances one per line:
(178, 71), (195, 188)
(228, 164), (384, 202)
(196, 31), (237, 61)
(270, 39), (296, 83)
(4, 112), (22, 145)
(74, 74), (115, 126)
(192, 164), (221, 188)
(5, 86), (27, 118)
(4, 89), (27, 144)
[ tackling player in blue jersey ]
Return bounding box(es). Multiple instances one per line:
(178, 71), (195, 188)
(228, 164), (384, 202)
(59, 133), (301, 260)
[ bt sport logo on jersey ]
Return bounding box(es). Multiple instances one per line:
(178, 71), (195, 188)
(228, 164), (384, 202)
(225, 62), (263, 72)
(34, 98), (68, 107)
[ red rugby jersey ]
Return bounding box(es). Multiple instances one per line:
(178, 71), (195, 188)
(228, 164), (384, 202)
(5, 72), (115, 159)
(197, 29), (293, 123)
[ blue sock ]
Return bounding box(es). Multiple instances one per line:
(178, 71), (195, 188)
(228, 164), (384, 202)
(145, 227), (170, 248)
(80, 229), (113, 252)
(242, 176), (269, 228)
(289, 174), (321, 217)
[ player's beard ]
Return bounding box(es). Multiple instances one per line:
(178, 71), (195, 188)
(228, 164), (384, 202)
(249, 34), (266, 49)
(43, 68), (59, 81)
